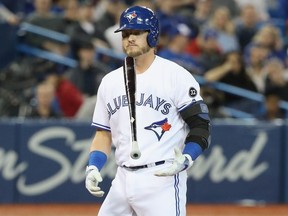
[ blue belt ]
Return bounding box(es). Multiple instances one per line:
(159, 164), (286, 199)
(122, 160), (166, 171)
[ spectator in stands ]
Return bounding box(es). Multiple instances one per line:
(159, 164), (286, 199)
(204, 51), (257, 103)
(244, 24), (287, 65)
(66, 42), (109, 96)
(155, 0), (197, 15)
(158, 22), (203, 74)
(264, 58), (288, 101)
(26, 82), (61, 118)
(26, 0), (52, 19)
(93, 0), (127, 36)
(234, 4), (262, 51)
(0, 0), (36, 22)
(22, 0), (69, 55)
(59, 0), (79, 35)
(234, 0), (269, 21)
(245, 44), (270, 93)
(163, 0), (197, 23)
(153, 0), (199, 57)
(103, 1), (128, 53)
(203, 6), (239, 53)
(69, 0), (109, 59)
(196, 29), (223, 72)
(50, 0), (66, 14)
(0, 1), (20, 25)
(45, 70), (83, 118)
(184, 0), (212, 57)
(257, 87), (285, 121)
(211, 0), (239, 18)
(193, 0), (212, 26)
(200, 86), (228, 119)
(132, 0), (155, 9)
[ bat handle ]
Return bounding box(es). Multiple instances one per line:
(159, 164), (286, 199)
(130, 140), (141, 159)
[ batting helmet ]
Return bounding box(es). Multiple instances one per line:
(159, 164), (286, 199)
(114, 6), (159, 47)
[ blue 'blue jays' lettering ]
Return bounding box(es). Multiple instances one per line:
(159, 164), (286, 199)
(107, 93), (172, 118)
(143, 94), (153, 108)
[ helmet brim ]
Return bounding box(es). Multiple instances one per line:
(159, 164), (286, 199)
(114, 24), (150, 33)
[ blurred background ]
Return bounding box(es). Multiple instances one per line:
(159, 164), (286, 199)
(0, 0), (288, 206)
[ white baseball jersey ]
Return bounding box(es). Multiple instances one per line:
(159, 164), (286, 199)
(92, 56), (203, 167)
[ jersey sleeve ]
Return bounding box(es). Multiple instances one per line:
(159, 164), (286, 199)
(174, 68), (203, 111)
(91, 79), (111, 131)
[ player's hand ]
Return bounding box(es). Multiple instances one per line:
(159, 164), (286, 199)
(85, 165), (104, 197)
(154, 147), (193, 176)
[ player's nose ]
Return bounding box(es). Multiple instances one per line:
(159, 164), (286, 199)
(128, 34), (136, 42)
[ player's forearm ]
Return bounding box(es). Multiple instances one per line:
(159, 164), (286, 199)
(90, 130), (112, 156)
(88, 130), (112, 171)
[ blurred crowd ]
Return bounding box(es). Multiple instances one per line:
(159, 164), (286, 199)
(0, 0), (288, 121)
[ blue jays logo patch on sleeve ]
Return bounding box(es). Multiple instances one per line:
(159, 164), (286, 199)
(124, 11), (137, 22)
(189, 87), (197, 97)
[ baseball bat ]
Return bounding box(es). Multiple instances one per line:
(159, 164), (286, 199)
(123, 56), (141, 159)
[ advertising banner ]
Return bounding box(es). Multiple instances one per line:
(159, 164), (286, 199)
(186, 121), (283, 204)
(0, 120), (286, 204)
(284, 122), (288, 203)
(0, 121), (18, 203)
(15, 120), (99, 203)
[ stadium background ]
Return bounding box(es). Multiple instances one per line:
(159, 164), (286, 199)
(1, 0), (288, 215)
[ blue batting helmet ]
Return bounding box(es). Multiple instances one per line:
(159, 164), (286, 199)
(114, 6), (159, 47)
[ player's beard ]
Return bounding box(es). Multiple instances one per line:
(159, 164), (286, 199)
(124, 44), (151, 57)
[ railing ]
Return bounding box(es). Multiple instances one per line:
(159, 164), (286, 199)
(194, 75), (288, 112)
(19, 22), (70, 43)
(17, 43), (78, 67)
(16, 22), (288, 118)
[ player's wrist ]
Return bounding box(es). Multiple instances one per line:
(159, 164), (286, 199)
(88, 150), (107, 171)
(183, 142), (203, 161)
(86, 165), (98, 175)
(183, 154), (193, 169)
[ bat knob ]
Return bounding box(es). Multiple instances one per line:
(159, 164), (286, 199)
(130, 140), (141, 159)
(130, 150), (141, 160)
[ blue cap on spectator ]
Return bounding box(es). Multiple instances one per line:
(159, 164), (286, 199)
(167, 23), (195, 38)
(203, 29), (218, 40)
(160, 19), (172, 35)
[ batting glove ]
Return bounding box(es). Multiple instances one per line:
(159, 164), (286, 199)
(85, 165), (104, 197)
(154, 147), (193, 176)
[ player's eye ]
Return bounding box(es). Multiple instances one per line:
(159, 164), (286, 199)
(122, 32), (129, 38)
(122, 30), (146, 38)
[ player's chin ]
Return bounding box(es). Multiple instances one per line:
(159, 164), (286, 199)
(124, 47), (139, 56)
(126, 51), (141, 58)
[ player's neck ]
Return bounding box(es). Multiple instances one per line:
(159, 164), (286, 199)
(134, 50), (156, 74)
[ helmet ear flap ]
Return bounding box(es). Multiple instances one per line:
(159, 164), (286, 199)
(146, 16), (159, 47)
(147, 32), (156, 47)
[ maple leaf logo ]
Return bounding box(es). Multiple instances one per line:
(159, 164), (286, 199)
(161, 122), (171, 131)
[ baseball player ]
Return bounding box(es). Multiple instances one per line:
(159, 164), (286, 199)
(85, 5), (211, 216)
